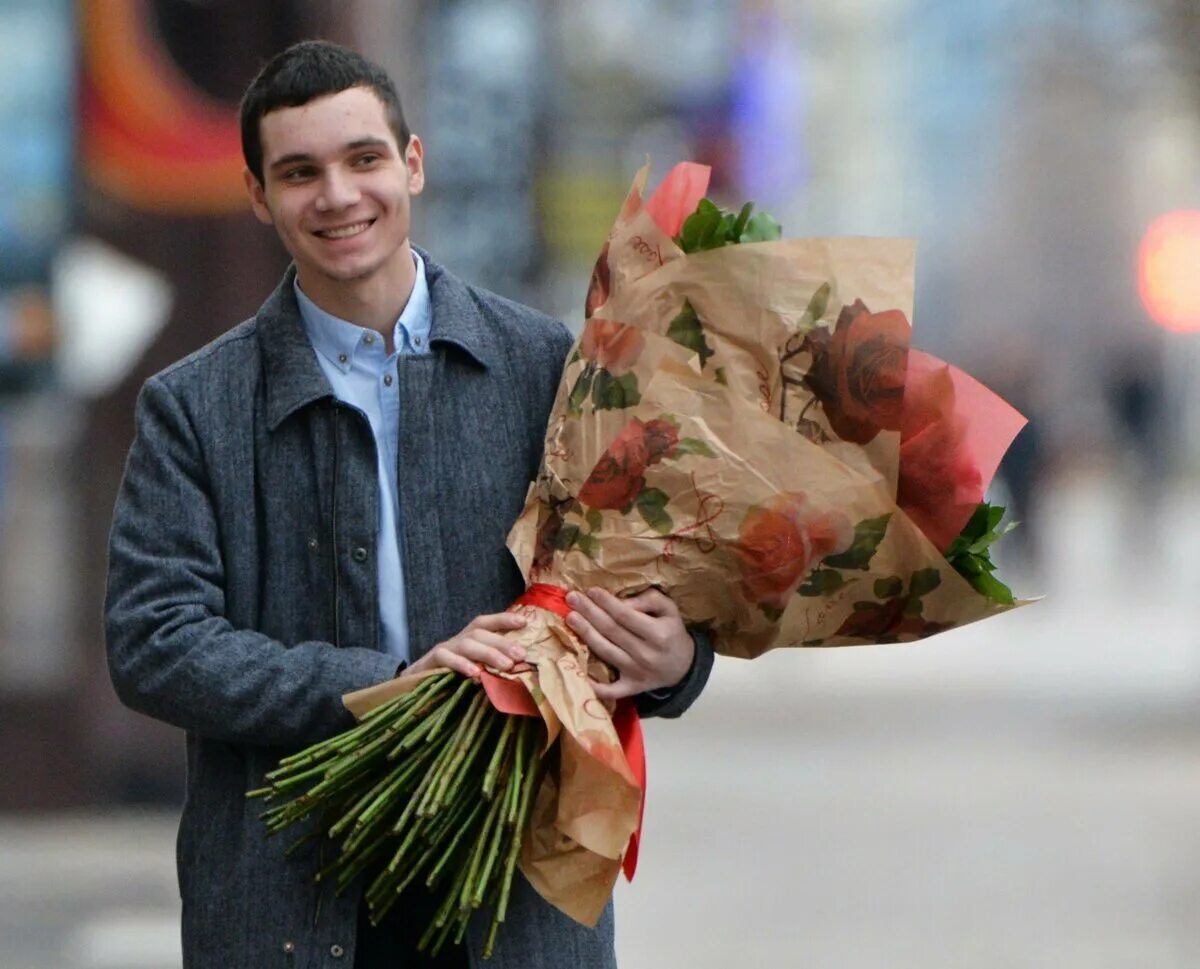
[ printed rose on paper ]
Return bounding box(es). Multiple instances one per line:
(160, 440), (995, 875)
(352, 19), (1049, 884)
(579, 418), (678, 512)
(735, 492), (854, 616)
(803, 299), (910, 444)
(581, 319), (645, 374)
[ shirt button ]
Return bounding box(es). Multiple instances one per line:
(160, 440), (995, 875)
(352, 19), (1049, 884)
(282, 941), (295, 954)
(353, 547), (368, 563)
(363, 333), (375, 345)
(414, 336), (422, 346)
(383, 374), (393, 386)
(338, 353), (348, 365)
(330, 944), (345, 958)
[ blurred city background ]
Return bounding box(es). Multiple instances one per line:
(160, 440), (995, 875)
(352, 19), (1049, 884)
(2, 0), (1199, 966)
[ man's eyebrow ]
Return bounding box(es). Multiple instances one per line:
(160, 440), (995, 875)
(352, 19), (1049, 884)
(269, 152), (315, 171)
(268, 139), (393, 171)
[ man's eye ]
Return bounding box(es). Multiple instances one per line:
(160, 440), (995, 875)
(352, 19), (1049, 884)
(354, 154), (381, 167)
(282, 168), (314, 181)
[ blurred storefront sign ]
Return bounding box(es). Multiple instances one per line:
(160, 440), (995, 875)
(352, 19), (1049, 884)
(78, 0), (245, 214)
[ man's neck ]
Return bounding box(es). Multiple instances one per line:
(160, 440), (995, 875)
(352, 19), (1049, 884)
(296, 245), (417, 354)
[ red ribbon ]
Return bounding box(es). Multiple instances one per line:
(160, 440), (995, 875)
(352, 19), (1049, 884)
(478, 583), (647, 881)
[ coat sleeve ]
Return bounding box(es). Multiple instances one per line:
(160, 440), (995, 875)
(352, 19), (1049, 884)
(105, 376), (401, 749)
(633, 625), (715, 720)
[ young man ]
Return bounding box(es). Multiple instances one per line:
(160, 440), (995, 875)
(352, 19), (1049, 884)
(105, 41), (712, 969)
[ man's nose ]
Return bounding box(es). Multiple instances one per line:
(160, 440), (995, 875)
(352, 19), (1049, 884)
(316, 168), (360, 211)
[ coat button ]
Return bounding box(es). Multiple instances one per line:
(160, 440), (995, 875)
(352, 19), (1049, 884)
(307, 537), (319, 551)
(282, 940), (295, 954)
(353, 547), (368, 563)
(330, 943), (345, 958)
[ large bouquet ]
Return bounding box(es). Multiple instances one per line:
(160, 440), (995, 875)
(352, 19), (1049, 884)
(251, 163), (1031, 958)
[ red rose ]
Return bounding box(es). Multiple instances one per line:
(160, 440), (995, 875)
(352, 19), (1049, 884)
(804, 299), (910, 444)
(581, 319), (645, 373)
(735, 492), (853, 610)
(578, 420), (650, 511)
(642, 418), (679, 463)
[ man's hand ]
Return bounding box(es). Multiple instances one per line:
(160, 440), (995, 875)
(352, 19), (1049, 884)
(565, 588), (694, 701)
(404, 612), (527, 680)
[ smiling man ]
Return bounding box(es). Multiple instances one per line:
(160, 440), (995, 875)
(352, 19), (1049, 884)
(104, 40), (712, 969)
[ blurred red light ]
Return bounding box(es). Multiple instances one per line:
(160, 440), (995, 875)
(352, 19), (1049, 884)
(1138, 210), (1200, 333)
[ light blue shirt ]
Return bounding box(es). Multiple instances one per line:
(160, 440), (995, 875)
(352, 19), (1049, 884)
(294, 251), (433, 663)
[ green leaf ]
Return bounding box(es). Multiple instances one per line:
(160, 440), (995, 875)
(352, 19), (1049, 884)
(678, 199), (723, 252)
(553, 523), (580, 552)
(591, 369), (641, 409)
(635, 487), (674, 535)
(568, 347), (581, 366)
(585, 508), (602, 533)
(567, 367), (594, 415)
(676, 197), (784, 253)
(666, 301), (715, 368)
(798, 568), (846, 597)
(673, 437), (716, 459)
(760, 602), (784, 623)
(944, 502), (1019, 605)
(576, 533), (600, 559)
(731, 201), (754, 240)
(903, 596), (925, 617)
(874, 576), (904, 599)
(714, 367), (728, 386)
(739, 211), (782, 243)
(823, 514), (892, 571)
(908, 568), (942, 598)
(968, 569), (1015, 605)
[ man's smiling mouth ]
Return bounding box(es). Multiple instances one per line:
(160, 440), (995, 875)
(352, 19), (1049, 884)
(314, 220), (374, 240)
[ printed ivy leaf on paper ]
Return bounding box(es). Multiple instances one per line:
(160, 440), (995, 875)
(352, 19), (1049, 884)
(667, 300), (715, 368)
(591, 369), (641, 410)
(567, 367), (594, 415)
(634, 487), (674, 535)
(576, 533), (600, 558)
(822, 514), (891, 571)
(797, 567), (845, 597)
(554, 523), (581, 552)
(585, 508), (603, 533)
(714, 367), (728, 386)
(874, 575), (904, 599)
(802, 282), (832, 327)
(673, 437), (716, 459)
(908, 568), (942, 598)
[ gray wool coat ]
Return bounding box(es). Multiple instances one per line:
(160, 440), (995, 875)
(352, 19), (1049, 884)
(105, 251), (713, 969)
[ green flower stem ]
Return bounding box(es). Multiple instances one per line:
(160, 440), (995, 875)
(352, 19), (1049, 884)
(482, 715), (516, 798)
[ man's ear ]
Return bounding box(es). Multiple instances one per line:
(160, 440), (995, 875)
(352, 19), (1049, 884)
(404, 135), (425, 197)
(243, 168), (274, 225)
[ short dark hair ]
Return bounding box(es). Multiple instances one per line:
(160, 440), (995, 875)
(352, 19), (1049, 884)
(239, 40), (411, 184)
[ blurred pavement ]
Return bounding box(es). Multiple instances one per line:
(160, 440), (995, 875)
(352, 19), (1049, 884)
(4, 472), (1200, 969)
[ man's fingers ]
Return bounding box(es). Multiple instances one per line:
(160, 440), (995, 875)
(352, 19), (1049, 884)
(425, 646), (482, 679)
(470, 611), (528, 632)
(623, 587), (675, 617)
(590, 677), (636, 703)
(567, 590), (644, 652)
(471, 629), (527, 662)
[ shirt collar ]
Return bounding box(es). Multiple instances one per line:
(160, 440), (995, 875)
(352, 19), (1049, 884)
(293, 251), (433, 373)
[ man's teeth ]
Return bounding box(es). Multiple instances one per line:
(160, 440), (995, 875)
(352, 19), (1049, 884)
(318, 221), (371, 239)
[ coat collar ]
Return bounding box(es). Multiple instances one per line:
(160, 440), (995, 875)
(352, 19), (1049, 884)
(257, 247), (497, 431)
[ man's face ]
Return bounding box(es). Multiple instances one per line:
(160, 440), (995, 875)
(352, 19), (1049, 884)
(244, 86), (424, 293)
